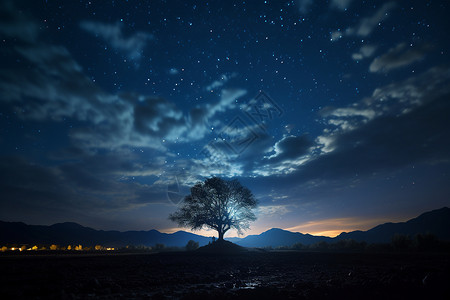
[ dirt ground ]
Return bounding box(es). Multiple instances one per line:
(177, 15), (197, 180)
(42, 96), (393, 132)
(1, 251), (449, 299)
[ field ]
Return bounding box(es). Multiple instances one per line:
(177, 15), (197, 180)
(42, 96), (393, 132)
(1, 251), (450, 299)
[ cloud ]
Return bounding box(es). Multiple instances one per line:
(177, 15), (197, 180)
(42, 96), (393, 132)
(188, 88), (295, 179)
(0, 0), (38, 42)
(68, 89), (250, 188)
(330, 31), (344, 41)
(0, 3), (180, 222)
(258, 205), (291, 216)
(352, 45), (377, 61)
(266, 135), (313, 164)
(0, 155), (169, 222)
(297, 0), (313, 14)
(170, 154), (245, 181)
(370, 66), (449, 108)
(331, 2), (396, 41)
(185, 94), (301, 179)
(0, 5), (247, 153)
(172, 115), (283, 183)
(187, 89), (247, 140)
(70, 88), (248, 152)
(355, 2), (396, 37)
(80, 20), (154, 61)
(298, 67), (450, 182)
(202, 128), (273, 172)
(0, 44), (111, 124)
(248, 135), (313, 177)
(320, 66), (450, 136)
(206, 89), (247, 119)
(326, 107), (377, 121)
(133, 97), (185, 139)
(306, 100), (450, 181)
(0, 4), (111, 125)
(241, 66), (450, 195)
(205, 73), (237, 91)
(57, 148), (165, 182)
(369, 43), (428, 73)
(330, 0), (353, 11)
(168, 68), (179, 75)
(0, 43), (159, 151)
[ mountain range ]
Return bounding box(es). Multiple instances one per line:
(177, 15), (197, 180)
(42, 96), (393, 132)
(1, 207), (449, 248)
(0, 221), (212, 248)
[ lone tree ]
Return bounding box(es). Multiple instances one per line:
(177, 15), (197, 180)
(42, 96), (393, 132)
(169, 177), (258, 241)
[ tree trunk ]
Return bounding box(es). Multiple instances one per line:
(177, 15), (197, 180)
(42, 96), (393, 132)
(218, 230), (224, 241)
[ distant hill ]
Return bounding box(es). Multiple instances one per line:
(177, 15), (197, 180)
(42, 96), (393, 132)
(228, 228), (332, 247)
(0, 221), (213, 247)
(1, 207), (449, 248)
(228, 207), (450, 247)
(335, 207), (450, 243)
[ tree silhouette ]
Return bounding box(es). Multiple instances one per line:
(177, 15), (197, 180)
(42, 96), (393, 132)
(185, 240), (199, 251)
(169, 177), (258, 241)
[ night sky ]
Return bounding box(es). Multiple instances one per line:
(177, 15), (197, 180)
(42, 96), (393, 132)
(1, 0), (450, 238)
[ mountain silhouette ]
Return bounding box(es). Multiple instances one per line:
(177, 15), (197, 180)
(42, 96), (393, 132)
(232, 207), (449, 247)
(228, 228), (332, 247)
(335, 207), (450, 243)
(1, 207), (449, 248)
(0, 221), (213, 247)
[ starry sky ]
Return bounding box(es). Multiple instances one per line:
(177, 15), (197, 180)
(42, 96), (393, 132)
(1, 0), (450, 238)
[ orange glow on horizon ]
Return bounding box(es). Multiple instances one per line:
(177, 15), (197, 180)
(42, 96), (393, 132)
(284, 217), (394, 237)
(161, 215), (410, 238)
(161, 222), (364, 239)
(306, 230), (348, 238)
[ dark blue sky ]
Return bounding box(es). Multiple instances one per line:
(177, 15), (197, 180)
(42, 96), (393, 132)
(1, 0), (449, 237)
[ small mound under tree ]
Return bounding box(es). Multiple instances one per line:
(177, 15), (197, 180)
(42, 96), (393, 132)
(169, 177), (258, 241)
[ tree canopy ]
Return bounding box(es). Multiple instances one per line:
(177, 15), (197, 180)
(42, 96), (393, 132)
(169, 177), (258, 240)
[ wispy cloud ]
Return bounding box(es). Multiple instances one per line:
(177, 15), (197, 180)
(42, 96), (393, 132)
(369, 43), (429, 73)
(0, 2), (175, 223)
(187, 88), (247, 140)
(168, 68), (179, 75)
(0, 0), (38, 42)
(1, 44), (110, 124)
(0, 27), (246, 153)
(329, 0), (353, 11)
(258, 205), (291, 216)
(205, 73), (237, 91)
(0, 155), (169, 220)
(173, 66), (450, 187)
(186, 66), (450, 181)
(80, 20), (154, 61)
(0, 3), (252, 201)
(354, 2), (396, 37)
(236, 66), (450, 198)
(352, 45), (377, 61)
(297, 0), (313, 14)
(331, 2), (396, 41)
(249, 134), (313, 177)
(264, 135), (312, 164)
(297, 66), (450, 182)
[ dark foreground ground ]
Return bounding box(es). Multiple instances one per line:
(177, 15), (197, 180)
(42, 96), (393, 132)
(1, 251), (450, 299)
